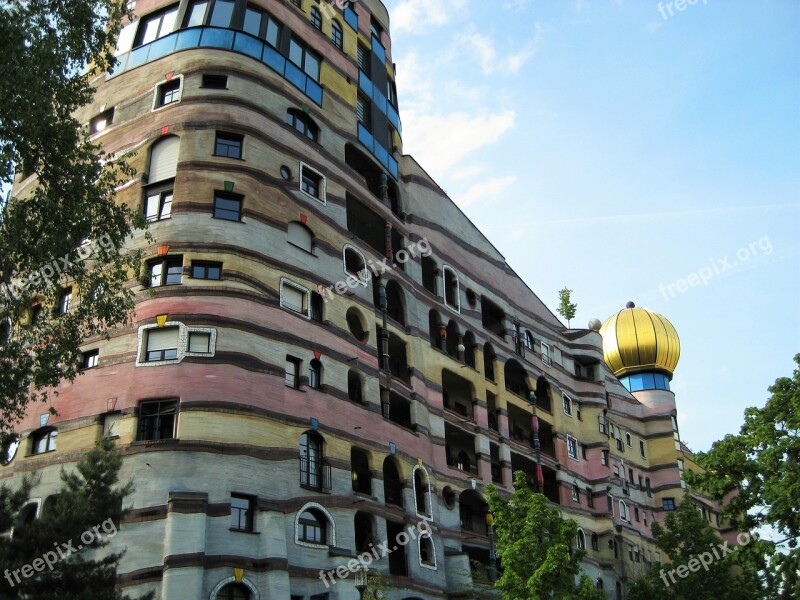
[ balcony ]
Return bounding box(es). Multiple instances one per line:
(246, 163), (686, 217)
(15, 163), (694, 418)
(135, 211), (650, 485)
(445, 423), (478, 475)
(113, 27), (323, 105)
(442, 369), (474, 421)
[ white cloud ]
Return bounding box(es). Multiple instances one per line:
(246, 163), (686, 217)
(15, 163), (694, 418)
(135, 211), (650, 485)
(457, 23), (542, 75)
(391, 0), (469, 33)
(400, 110), (516, 177)
(503, 0), (531, 12)
(451, 164), (488, 182)
(456, 176), (518, 207)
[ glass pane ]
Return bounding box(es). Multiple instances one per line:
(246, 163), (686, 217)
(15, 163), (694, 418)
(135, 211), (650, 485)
(141, 17), (161, 45)
(243, 8), (261, 36)
(216, 197), (240, 211)
(265, 19), (279, 47)
(145, 194), (159, 220)
(186, 1), (209, 27)
(161, 193), (173, 218)
(209, 0), (235, 27)
(289, 39), (303, 67)
(150, 263), (163, 286)
(304, 53), (319, 80)
(159, 8), (178, 38)
(166, 263), (183, 285)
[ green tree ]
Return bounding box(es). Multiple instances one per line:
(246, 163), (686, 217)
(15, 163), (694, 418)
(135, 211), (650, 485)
(557, 287), (577, 328)
(0, 1), (143, 440)
(627, 492), (765, 600)
(0, 438), (153, 599)
(683, 353), (800, 599)
(485, 471), (605, 600)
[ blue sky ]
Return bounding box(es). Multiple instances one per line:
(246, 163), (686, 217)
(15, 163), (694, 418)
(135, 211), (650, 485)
(384, 0), (800, 452)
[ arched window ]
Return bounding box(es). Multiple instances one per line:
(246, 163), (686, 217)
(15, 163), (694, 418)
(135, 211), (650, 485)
(288, 221), (314, 252)
(308, 359), (322, 389)
(383, 456), (403, 507)
(215, 583), (250, 600)
(310, 6), (322, 29)
(413, 465), (431, 517)
(354, 511), (374, 553)
(297, 507), (328, 545)
(348, 370), (363, 404)
(343, 245), (368, 284)
(619, 500), (629, 522)
(419, 534), (436, 568)
(331, 19), (343, 49)
(576, 528), (586, 550)
(299, 432), (325, 490)
(310, 291), (323, 322)
(442, 265), (459, 311)
(483, 342), (496, 381)
(463, 331), (476, 368)
(596, 578), (604, 590)
(17, 502), (38, 527)
(285, 108), (319, 142)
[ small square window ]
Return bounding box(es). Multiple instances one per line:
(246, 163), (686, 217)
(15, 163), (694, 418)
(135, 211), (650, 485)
(231, 494), (255, 531)
(201, 74), (228, 89)
(214, 132), (243, 159)
(662, 498), (675, 512)
(285, 356), (301, 389)
(280, 280), (309, 316)
(156, 79), (181, 107)
(213, 193), (243, 221)
(91, 108), (114, 133)
(188, 332), (211, 353)
(145, 189), (173, 221)
(82, 349), (100, 369)
(300, 165), (324, 203)
(191, 261), (222, 280)
(137, 399), (177, 441)
(32, 429), (58, 454)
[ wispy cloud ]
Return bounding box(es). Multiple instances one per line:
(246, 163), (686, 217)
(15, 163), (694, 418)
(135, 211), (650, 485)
(457, 176), (518, 207)
(457, 24), (542, 75)
(391, 0), (469, 33)
(503, 0), (532, 12)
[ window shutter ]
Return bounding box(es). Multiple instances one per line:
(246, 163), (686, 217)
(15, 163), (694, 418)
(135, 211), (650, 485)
(147, 327), (179, 351)
(288, 222), (312, 251)
(282, 285), (305, 313)
(149, 136), (180, 183)
(188, 332), (210, 353)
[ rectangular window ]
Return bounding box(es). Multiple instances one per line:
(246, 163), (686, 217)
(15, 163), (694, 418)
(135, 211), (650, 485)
(562, 394), (572, 416)
(357, 43), (370, 75)
(201, 74), (228, 88)
(137, 399), (177, 441)
(581, 444), (588, 460)
(148, 257), (183, 287)
(103, 413), (121, 438)
(82, 349), (100, 369)
(601, 449), (609, 466)
(209, 0), (235, 27)
(58, 288), (72, 315)
(145, 327), (179, 361)
(541, 342), (551, 365)
(356, 93), (371, 130)
(184, 0), (209, 27)
(616, 437), (624, 452)
(331, 21), (343, 49)
(230, 494), (255, 531)
(289, 37), (320, 81)
(567, 435), (578, 460)
(645, 477), (652, 497)
(188, 332), (211, 353)
(280, 280), (308, 315)
(572, 485), (579, 502)
(598, 414), (607, 434)
(640, 440), (646, 457)
(662, 498), (675, 512)
(156, 79), (181, 107)
(586, 488), (594, 508)
(136, 5), (178, 47)
(299, 164), (325, 203)
(33, 430), (58, 454)
(214, 132), (243, 159)
(285, 356), (301, 389)
(191, 261), (222, 280)
(91, 108), (114, 133)
(145, 189), (173, 221)
(213, 193), (243, 221)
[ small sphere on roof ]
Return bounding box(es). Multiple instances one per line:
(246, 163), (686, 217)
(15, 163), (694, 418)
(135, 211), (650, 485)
(588, 318), (602, 332)
(626, 301), (636, 309)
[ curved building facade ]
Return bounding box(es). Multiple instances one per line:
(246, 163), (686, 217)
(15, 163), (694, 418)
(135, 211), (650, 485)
(2, 1), (733, 599)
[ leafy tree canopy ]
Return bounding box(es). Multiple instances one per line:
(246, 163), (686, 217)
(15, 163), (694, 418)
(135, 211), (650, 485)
(557, 287), (577, 328)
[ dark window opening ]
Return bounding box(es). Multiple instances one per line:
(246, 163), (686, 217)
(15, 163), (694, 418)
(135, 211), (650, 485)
(137, 400), (177, 441)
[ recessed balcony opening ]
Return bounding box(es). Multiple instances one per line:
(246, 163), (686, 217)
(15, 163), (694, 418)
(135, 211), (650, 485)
(442, 369), (474, 420)
(507, 403), (533, 448)
(487, 391), (499, 432)
(446, 320), (460, 359)
(463, 331), (477, 368)
(574, 356), (600, 381)
(354, 511), (375, 554)
(535, 375), (553, 413)
(386, 331), (410, 384)
(490, 443), (503, 484)
(464, 546), (493, 584)
(511, 453), (559, 504)
(345, 144), (401, 217)
(484, 342), (496, 381)
(429, 310), (443, 349)
(481, 296), (505, 338)
(504, 359), (530, 398)
(346, 192), (385, 256)
(422, 256), (437, 295)
(385, 389), (413, 430)
(386, 521), (409, 576)
(445, 423), (477, 475)
(374, 279), (406, 325)
(459, 490), (488, 533)
(383, 456), (403, 507)
(351, 447), (372, 495)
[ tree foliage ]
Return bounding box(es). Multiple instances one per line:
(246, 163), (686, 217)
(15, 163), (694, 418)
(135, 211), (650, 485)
(627, 492), (765, 600)
(0, 438), (153, 598)
(485, 471), (605, 600)
(0, 0), (143, 440)
(683, 353), (800, 599)
(556, 287), (577, 328)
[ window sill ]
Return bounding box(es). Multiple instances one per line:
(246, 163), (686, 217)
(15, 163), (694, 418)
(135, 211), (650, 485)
(213, 154), (245, 161)
(230, 527), (260, 535)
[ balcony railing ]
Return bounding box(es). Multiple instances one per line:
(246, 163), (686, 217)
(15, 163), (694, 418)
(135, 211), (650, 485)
(112, 27), (323, 105)
(299, 456), (332, 492)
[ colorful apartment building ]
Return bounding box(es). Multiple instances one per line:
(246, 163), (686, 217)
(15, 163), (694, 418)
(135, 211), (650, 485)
(1, 1), (732, 598)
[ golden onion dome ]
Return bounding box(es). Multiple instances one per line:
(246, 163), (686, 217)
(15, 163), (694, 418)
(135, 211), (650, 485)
(600, 302), (680, 378)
